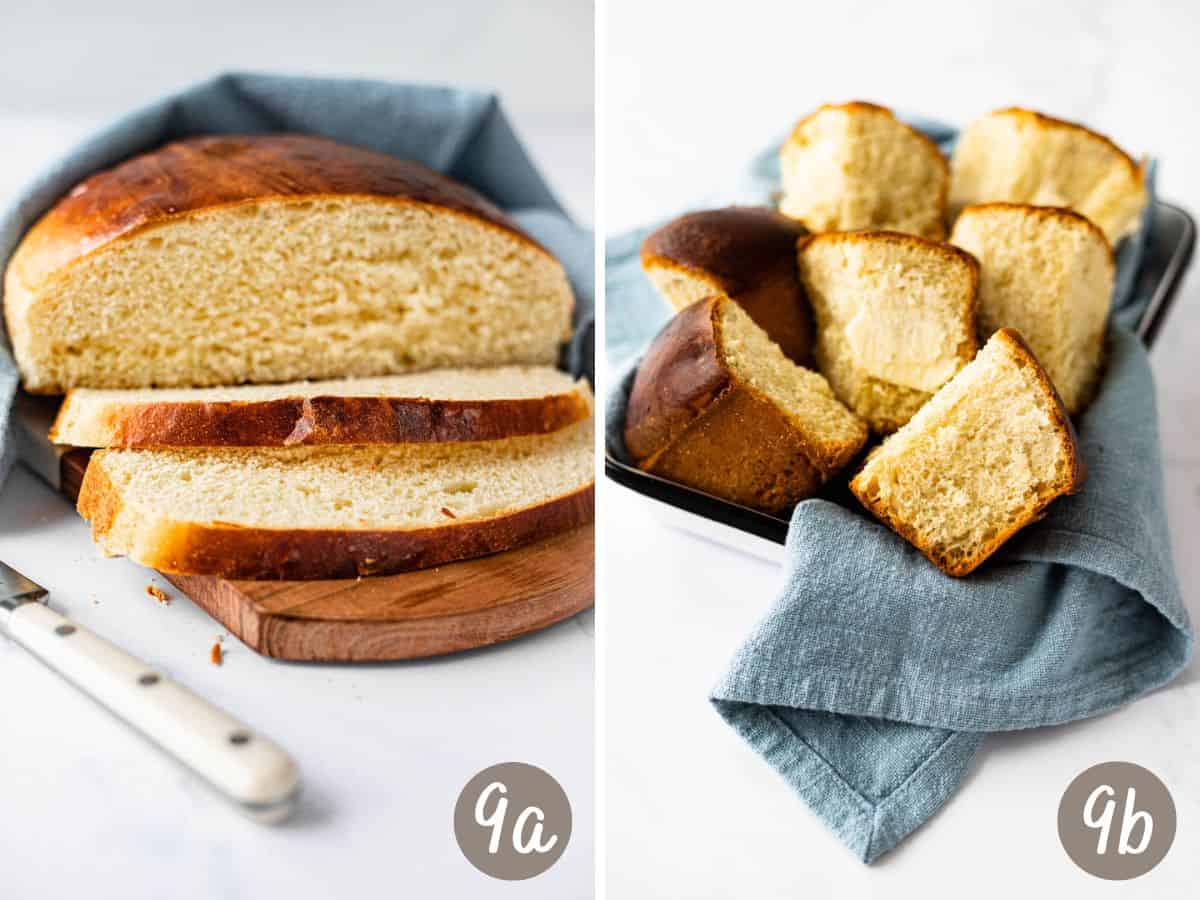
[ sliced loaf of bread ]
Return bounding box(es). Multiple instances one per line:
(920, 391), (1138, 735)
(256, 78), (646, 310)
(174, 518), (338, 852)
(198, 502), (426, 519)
(641, 207), (813, 364)
(949, 108), (1146, 246)
(950, 203), (1114, 414)
(76, 419), (594, 579)
(51, 366), (592, 448)
(624, 296), (867, 513)
(780, 102), (949, 238)
(797, 232), (979, 433)
(850, 329), (1085, 576)
(5, 134), (574, 393)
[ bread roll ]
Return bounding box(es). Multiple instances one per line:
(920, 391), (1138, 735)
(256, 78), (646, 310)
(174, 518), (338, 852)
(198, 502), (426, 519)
(950, 203), (1113, 414)
(850, 329), (1085, 576)
(949, 108), (1147, 246)
(780, 102), (949, 238)
(624, 296), (866, 513)
(797, 231), (979, 433)
(641, 207), (813, 364)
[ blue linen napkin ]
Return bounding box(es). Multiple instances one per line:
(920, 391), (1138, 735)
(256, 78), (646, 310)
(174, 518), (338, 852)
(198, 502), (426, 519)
(606, 119), (1191, 862)
(0, 72), (594, 488)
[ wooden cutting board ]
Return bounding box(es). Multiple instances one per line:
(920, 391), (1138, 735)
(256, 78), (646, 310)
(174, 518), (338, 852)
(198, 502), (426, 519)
(61, 449), (593, 662)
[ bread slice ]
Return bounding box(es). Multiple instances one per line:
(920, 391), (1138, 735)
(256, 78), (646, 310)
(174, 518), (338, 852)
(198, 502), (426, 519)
(950, 204), (1114, 414)
(780, 102), (949, 238)
(5, 134), (574, 394)
(850, 329), (1085, 576)
(949, 108), (1147, 246)
(76, 419), (594, 579)
(50, 366), (592, 448)
(641, 207), (813, 364)
(624, 296), (867, 513)
(796, 232), (979, 433)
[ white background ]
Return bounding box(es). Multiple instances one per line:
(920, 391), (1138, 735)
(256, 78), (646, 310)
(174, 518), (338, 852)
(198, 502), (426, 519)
(604, 0), (1200, 897)
(0, 1), (595, 898)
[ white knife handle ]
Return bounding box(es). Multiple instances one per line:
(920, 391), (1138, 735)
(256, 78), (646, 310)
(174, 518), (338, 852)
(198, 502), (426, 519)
(5, 602), (300, 823)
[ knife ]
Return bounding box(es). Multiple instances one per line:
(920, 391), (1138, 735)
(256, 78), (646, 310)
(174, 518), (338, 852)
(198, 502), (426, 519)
(0, 559), (300, 823)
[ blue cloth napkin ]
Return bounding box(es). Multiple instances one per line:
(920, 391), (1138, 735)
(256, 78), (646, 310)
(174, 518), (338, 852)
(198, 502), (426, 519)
(606, 119), (1191, 862)
(0, 72), (594, 486)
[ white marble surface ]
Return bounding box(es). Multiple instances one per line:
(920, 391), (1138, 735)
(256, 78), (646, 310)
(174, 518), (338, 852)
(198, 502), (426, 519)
(604, 0), (1200, 895)
(0, 2), (594, 896)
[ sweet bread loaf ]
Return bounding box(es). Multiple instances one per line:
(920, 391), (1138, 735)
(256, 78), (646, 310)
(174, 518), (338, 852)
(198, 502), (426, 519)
(5, 134), (574, 393)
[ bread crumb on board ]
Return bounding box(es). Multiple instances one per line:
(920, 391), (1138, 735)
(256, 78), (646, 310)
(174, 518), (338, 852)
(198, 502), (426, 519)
(210, 641), (223, 666)
(145, 584), (170, 605)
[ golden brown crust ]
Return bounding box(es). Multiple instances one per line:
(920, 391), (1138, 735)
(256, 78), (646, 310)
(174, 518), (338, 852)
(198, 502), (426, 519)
(9, 134), (548, 293)
(641, 207), (809, 289)
(986, 108), (1145, 183)
(849, 327), (1085, 576)
(77, 456), (595, 580)
(641, 207), (814, 364)
(955, 201), (1117, 267)
(51, 389), (593, 448)
(624, 298), (730, 464)
(623, 296), (862, 513)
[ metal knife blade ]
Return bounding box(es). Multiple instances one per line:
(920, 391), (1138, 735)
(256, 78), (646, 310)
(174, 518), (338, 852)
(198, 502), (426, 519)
(0, 558), (47, 622)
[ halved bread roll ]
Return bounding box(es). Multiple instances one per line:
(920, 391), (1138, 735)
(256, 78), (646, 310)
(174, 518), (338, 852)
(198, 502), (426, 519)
(850, 329), (1085, 576)
(797, 231), (979, 433)
(51, 366), (592, 448)
(949, 108), (1147, 246)
(780, 102), (949, 239)
(5, 134), (574, 393)
(950, 203), (1114, 414)
(641, 207), (813, 364)
(624, 296), (867, 513)
(77, 419), (594, 580)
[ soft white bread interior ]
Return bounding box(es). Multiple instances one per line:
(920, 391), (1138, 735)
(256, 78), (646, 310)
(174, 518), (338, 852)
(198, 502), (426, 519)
(6, 198), (573, 393)
(850, 329), (1084, 576)
(949, 108), (1146, 246)
(797, 231), (978, 433)
(76, 418), (594, 579)
(950, 203), (1114, 414)
(50, 366), (592, 447)
(780, 102), (949, 238)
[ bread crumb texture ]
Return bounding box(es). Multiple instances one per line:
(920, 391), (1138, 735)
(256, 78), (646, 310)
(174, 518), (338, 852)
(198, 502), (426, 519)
(851, 330), (1081, 576)
(781, 103), (948, 238)
(951, 203), (1113, 414)
(7, 197), (573, 392)
(145, 584), (170, 604)
(949, 108), (1146, 246)
(798, 232), (977, 433)
(88, 419), (593, 533)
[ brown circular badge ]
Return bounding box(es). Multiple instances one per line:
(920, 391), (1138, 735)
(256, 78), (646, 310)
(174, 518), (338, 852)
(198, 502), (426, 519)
(1058, 761), (1176, 880)
(454, 762), (572, 880)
